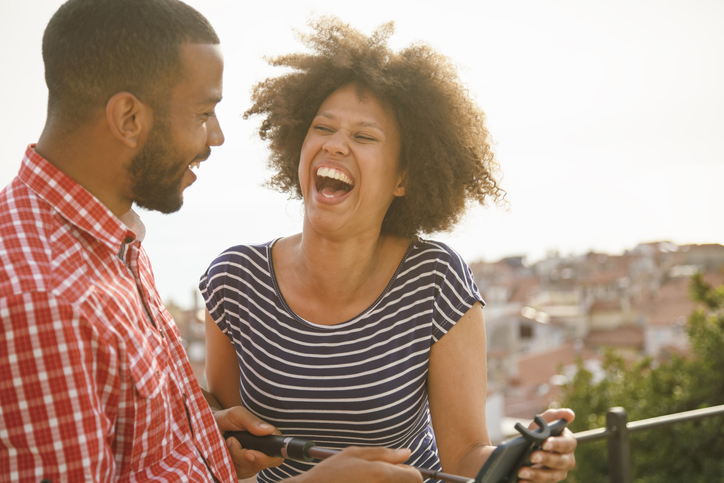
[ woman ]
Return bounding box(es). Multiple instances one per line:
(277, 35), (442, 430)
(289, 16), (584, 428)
(201, 18), (576, 483)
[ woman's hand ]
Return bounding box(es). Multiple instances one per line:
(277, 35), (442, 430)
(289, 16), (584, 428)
(288, 446), (423, 483)
(212, 404), (285, 480)
(517, 408), (577, 483)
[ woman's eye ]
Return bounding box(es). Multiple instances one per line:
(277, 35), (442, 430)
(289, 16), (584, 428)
(356, 135), (376, 142)
(313, 125), (332, 132)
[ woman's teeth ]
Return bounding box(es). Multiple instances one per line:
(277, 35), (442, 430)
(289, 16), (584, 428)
(316, 166), (353, 186)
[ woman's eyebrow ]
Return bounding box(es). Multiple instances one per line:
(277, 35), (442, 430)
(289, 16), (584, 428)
(316, 112), (384, 131)
(357, 121), (384, 131)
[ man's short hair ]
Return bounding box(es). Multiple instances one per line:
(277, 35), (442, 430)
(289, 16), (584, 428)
(43, 0), (219, 128)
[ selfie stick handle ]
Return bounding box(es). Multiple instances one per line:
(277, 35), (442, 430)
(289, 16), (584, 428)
(225, 432), (475, 483)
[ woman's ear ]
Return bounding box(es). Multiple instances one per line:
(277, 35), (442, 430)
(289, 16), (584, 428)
(394, 171), (407, 197)
(105, 92), (149, 149)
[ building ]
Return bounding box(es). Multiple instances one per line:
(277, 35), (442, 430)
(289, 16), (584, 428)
(469, 241), (724, 428)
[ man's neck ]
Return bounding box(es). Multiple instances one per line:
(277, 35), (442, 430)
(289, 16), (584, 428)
(36, 118), (133, 218)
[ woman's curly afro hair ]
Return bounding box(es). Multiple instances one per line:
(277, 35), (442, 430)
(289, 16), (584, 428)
(244, 17), (504, 238)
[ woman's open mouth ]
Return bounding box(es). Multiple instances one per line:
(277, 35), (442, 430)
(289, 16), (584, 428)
(315, 166), (355, 199)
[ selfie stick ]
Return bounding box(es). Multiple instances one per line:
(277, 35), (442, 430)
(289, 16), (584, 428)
(225, 431), (475, 483)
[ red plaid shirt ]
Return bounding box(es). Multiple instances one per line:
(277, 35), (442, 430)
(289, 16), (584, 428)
(0, 146), (236, 482)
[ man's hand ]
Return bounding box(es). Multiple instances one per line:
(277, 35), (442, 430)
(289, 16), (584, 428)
(288, 446), (423, 483)
(517, 408), (577, 483)
(211, 404), (284, 480)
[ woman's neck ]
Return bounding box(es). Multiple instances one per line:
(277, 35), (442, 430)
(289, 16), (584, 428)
(273, 228), (411, 324)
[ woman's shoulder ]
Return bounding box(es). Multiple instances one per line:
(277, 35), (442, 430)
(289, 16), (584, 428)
(205, 240), (275, 276)
(411, 238), (484, 310)
(407, 237), (479, 289)
(199, 240), (280, 307)
(410, 237), (468, 267)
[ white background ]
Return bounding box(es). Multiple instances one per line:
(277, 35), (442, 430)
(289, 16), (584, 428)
(1, 0), (722, 306)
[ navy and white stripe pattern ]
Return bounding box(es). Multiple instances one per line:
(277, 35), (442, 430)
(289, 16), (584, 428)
(200, 237), (484, 482)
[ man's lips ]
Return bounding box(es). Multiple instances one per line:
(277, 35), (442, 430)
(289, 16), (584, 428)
(189, 149), (211, 170)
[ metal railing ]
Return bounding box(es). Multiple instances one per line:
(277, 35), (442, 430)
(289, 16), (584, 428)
(571, 404), (724, 482)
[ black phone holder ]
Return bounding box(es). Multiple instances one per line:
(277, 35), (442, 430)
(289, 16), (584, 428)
(509, 416), (556, 478)
(474, 417), (568, 483)
(225, 416), (567, 483)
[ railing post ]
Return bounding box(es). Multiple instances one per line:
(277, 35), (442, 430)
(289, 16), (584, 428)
(606, 407), (632, 483)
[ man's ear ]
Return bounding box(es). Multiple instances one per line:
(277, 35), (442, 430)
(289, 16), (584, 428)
(106, 92), (149, 149)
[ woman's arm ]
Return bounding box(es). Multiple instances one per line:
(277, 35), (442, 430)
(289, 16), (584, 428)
(204, 309), (283, 479)
(204, 309), (243, 408)
(428, 303), (576, 482)
(428, 302), (495, 477)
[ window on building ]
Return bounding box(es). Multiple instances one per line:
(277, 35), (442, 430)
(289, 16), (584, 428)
(520, 324), (533, 339)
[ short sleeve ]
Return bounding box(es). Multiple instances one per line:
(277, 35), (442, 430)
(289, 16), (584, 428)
(199, 255), (230, 335)
(429, 242), (485, 343)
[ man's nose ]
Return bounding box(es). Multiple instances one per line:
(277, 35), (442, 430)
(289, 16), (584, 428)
(207, 114), (224, 147)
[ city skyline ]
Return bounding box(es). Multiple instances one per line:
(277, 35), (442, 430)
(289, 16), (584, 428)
(1, 0), (722, 304)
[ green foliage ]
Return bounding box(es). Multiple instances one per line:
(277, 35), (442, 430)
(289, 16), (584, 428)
(560, 273), (724, 482)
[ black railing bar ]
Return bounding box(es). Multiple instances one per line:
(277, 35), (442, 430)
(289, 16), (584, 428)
(570, 404), (724, 444)
(572, 427), (610, 443)
(626, 404), (724, 433)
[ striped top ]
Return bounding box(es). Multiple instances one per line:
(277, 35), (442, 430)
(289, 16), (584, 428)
(200, 237), (484, 482)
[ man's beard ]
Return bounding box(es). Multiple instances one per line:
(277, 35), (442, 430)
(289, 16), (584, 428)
(128, 119), (188, 214)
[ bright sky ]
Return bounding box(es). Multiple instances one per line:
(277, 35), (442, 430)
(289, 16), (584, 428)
(1, 0), (722, 306)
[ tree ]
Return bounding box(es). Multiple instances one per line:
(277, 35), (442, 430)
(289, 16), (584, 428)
(560, 273), (724, 482)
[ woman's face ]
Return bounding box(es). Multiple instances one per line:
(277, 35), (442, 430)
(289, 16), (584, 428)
(299, 83), (405, 239)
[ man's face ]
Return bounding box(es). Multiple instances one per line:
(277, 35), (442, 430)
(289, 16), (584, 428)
(129, 43), (224, 214)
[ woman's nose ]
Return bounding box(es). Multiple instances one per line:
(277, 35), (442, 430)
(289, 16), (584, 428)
(322, 130), (349, 156)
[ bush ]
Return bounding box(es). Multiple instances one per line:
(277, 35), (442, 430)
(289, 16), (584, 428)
(561, 273), (724, 482)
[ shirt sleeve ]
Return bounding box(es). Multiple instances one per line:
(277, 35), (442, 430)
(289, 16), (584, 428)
(0, 291), (116, 482)
(430, 243), (485, 343)
(199, 257), (230, 335)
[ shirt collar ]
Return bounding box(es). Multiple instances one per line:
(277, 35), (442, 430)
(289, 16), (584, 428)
(119, 209), (146, 243)
(19, 144), (142, 251)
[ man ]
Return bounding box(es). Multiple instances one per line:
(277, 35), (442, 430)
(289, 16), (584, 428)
(0, 0), (421, 481)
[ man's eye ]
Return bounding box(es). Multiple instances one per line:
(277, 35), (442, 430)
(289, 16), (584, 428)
(314, 125), (332, 132)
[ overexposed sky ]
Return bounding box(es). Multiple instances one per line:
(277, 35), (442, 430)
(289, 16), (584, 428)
(1, 0), (722, 306)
